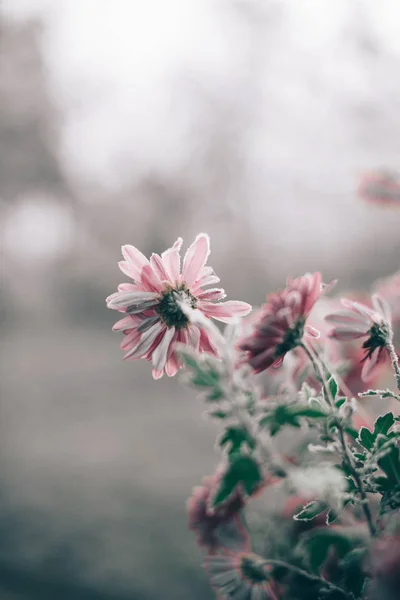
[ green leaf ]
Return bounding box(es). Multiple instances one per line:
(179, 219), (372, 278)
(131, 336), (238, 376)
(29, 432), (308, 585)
(328, 376), (338, 400)
(208, 409), (230, 420)
(335, 397), (346, 409)
(373, 412), (395, 437)
(377, 443), (400, 488)
(358, 427), (375, 451)
(259, 404), (327, 437)
(179, 349), (222, 392)
(293, 499), (328, 522)
(219, 426), (255, 455)
(211, 455), (262, 507)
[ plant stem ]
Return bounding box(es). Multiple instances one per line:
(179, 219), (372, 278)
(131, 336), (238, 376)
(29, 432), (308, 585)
(300, 342), (333, 407)
(300, 341), (376, 537)
(261, 559), (353, 599)
(386, 338), (400, 394)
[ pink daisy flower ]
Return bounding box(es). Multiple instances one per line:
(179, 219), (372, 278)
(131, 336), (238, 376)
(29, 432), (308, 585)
(239, 273), (333, 373)
(325, 294), (392, 381)
(358, 170), (400, 207)
(106, 233), (251, 379)
(187, 472), (249, 554)
(205, 550), (279, 600)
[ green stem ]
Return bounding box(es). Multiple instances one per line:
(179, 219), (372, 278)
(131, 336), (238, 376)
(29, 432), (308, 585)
(261, 559), (352, 599)
(300, 341), (376, 538)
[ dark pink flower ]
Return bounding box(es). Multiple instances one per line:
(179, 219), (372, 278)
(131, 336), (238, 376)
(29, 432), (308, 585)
(325, 294), (392, 381)
(239, 273), (333, 373)
(359, 170), (400, 207)
(205, 550), (279, 600)
(106, 234), (251, 378)
(187, 472), (249, 554)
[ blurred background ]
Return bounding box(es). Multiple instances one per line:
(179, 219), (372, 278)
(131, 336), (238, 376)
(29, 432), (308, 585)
(1, 1), (400, 598)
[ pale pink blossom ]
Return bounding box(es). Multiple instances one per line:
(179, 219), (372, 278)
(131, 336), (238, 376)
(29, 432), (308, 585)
(239, 273), (334, 373)
(325, 294), (391, 381)
(106, 234), (251, 378)
(205, 550), (279, 600)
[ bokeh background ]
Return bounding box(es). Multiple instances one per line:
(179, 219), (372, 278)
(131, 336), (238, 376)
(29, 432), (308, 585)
(1, 1), (400, 598)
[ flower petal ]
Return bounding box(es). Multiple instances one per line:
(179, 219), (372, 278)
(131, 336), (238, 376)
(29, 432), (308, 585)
(361, 349), (380, 381)
(141, 264), (163, 293)
(197, 288), (226, 302)
(152, 326), (176, 372)
(106, 291), (157, 310)
(372, 293), (391, 323)
(161, 237), (183, 283)
(112, 315), (138, 331)
(329, 327), (367, 341)
(150, 253), (168, 281)
(124, 322), (164, 359)
(199, 300), (252, 323)
(182, 233), (210, 286)
(121, 244), (149, 271)
(137, 315), (161, 333)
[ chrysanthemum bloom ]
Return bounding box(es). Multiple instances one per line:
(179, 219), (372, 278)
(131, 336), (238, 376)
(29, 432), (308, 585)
(325, 294), (392, 381)
(358, 170), (400, 207)
(239, 273), (333, 373)
(205, 550), (279, 600)
(106, 234), (251, 378)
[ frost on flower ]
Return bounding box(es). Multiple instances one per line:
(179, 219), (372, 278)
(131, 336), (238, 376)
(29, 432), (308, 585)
(106, 233), (251, 378)
(325, 294), (392, 381)
(205, 550), (279, 600)
(239, 273), (334, 373)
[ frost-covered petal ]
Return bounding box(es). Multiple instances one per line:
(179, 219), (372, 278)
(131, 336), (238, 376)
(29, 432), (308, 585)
(199, 301), (252, 323)
(361, 348), (380, 381)
(192, 273), (221, 293)
(197, 288), (226, 302)
(121, 244), (149, 270)
(152, 326), (176, 372)
(112, 315), (138, 331)
(161, 237), (183, 283)
(141, 264), (163, 293)
(150, 253), (168, 281)
(118, 282), (136, 292)
(124, 322), (164, 359)
(372, 293), (391, 323)
(182, 233), (210, 286)
(106, 291), (157, 310)
(137, 315), (160, 333)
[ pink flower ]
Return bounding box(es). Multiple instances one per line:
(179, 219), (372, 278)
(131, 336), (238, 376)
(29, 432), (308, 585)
(106, 234), (251, 379)
(358, 170), (400, 207)
(205, 550), (279, 600)
(325, 294), (392, 381)
(187, 472), (249, 554)
(239, 273), (333, 373)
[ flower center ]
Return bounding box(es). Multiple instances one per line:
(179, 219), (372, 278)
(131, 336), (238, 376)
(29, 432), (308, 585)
(362, 321), (390, 359)
(275, 318), (305, 357)
(155, 284), (197, 329)
(240, 553), (269, 584)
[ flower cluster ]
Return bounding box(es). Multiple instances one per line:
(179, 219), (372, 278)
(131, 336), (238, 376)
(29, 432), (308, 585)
(106, 234), (400, 600)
